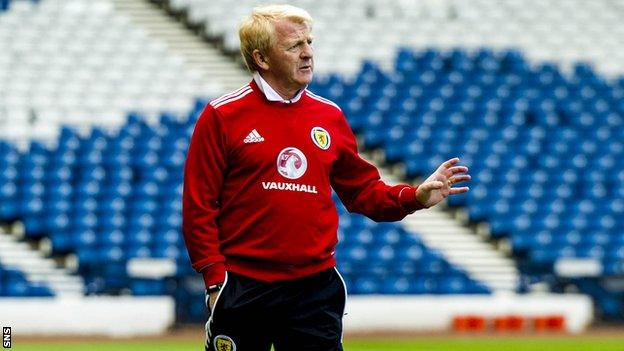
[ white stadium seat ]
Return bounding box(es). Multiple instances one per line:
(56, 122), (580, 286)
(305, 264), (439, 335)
(169, 0), (624, 77)
(0, 0), (202, 143)
(2, 0), (624, 142)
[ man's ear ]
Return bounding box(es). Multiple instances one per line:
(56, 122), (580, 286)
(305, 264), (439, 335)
(252, 49), (270, 71)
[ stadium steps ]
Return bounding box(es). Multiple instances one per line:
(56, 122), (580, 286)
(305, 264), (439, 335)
(0, 228), (84, 295)
(373, 156), (520, 293)
(403, 211), (519, 292)
(111, 0), (250, 93)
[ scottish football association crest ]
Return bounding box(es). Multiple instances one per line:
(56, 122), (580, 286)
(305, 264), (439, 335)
(214, 335), (236, 351)
(311, 126), (331, 150)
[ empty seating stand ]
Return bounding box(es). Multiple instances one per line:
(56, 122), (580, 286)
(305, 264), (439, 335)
(335, 210), (488, 295)
(1, 0), (39, 12)
(0, 263), (54, 297)
(0, 0), (208, 146)
(309, 47), (624, 318)
(4, 0), (624, 322)
(168, 0), (624, 77)
(0, 94), (489, 320)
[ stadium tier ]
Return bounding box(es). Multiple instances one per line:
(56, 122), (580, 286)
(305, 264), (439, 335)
(0, 263), (54, 297)
(0, 99), (488, 320)
(168, 0), (624, 76)
(1, 0), (622, 329)
(0, 0), (214, 146)
(0, 0), (37, 11)
(308, 48), (624, 318)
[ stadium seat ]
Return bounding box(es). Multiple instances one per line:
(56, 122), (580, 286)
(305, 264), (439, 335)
(3, 0), (624, 322)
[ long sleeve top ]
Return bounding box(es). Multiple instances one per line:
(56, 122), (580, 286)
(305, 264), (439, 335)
(182, 78), (424, 287)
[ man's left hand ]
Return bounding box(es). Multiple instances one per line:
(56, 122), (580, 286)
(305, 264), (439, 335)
(415, 157), (471, 208)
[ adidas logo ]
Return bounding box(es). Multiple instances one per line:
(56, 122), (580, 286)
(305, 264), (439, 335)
(243, 129), (265, 143)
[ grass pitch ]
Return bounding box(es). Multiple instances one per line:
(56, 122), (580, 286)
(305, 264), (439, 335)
(13, 336), (624, 351)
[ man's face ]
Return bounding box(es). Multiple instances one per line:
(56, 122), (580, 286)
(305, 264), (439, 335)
(263, 19), (314, 96)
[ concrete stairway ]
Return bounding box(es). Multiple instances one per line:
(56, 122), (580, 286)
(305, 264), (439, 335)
(404, 210), (519, 292)
(374, 162), (520, 293)
(111, 0), (250, 94)
(107, 0), (520, 293)
(0, 229), (84, 296)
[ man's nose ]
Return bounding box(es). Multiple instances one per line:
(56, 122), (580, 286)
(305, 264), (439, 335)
(301, 42), (313, 58)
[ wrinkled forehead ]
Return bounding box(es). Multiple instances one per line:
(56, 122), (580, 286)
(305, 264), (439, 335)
(273, 19), (312, 44)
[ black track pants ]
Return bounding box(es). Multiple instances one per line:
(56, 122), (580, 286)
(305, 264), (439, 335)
(205, 268), (347, 351)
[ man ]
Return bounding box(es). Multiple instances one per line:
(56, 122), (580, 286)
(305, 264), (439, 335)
(183, 4), (470, 351)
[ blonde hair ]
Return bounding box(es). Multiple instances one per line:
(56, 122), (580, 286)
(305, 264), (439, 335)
(239, 4), (313, 72)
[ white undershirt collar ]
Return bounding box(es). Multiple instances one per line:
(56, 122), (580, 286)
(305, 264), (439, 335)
(253, 72), (306, 104)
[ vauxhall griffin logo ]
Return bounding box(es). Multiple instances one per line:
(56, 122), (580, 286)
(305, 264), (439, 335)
(276, 147), (307, 179)
(264, 147), (316, 194)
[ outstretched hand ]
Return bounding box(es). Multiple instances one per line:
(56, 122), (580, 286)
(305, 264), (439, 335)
(415, 157), (471, 208)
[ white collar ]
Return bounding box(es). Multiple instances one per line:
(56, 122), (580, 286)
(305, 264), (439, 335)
(253, 72), (306, 104)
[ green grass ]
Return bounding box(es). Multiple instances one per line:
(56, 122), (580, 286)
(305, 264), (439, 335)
(346, 337), (624, 351)
(12, 337), (624, 351)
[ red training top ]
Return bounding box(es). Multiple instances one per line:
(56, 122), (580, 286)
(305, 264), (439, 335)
(182, 79), (424, 288)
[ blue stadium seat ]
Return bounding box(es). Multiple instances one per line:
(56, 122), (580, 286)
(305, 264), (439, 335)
(10, 43), (624, 321)
(0, 265), (53, 297)
(311, 47), (624, 317)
